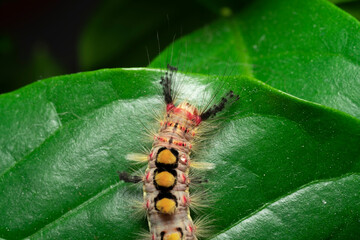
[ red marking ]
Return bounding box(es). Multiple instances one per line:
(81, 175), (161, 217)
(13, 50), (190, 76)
(185, 111), (202, 126)
(166, 103), (175, 112)
(194, 115), (202, 125)
(181, 173), (186, 183)
(182, 195), (188, 205)
(152, 234), (155, 240)
(169, 104), (202, 126)
(173, 107), (182, 114)
(180, 155), (187, 164)
(146, 200), (150, 209)
(188, 225), (193, 233)
(186, 111), (193, 121)
(149, 151), (153, 159)
(146, 171), (151, 182)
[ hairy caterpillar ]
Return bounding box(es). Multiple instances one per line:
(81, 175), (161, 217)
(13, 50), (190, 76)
(119, 64), (239, 240)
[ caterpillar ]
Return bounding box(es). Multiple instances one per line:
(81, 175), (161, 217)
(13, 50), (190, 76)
(119, 64), (239, 240)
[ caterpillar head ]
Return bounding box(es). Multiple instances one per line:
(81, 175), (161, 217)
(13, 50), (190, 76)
(166, 102), (201, 126)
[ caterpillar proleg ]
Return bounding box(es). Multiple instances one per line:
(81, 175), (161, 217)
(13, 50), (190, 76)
(119, 64), (239, 240)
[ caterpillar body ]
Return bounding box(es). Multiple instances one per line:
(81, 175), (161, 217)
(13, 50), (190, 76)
(119, 64), (239, 240)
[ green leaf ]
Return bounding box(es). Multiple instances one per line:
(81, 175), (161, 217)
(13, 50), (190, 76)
(211, 174), (360, 240)
(151, 0), (360, 119)
(0, 69), (359, 239)
(1, 0), (360, 239)
(336, 1), (360, 20)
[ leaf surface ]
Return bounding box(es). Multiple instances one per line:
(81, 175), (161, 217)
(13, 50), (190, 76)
(151, 0), (360, 119)
(1, 0), (360, 239)
(0, 69), (359, 239)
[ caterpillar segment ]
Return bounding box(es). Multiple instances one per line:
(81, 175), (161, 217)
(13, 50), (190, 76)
(119, 65), (239, 240)
(144, 106), (199, 240)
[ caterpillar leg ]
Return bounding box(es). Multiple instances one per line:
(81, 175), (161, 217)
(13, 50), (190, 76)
(118, 171), (142, 183)
(190, 177), (208, 184)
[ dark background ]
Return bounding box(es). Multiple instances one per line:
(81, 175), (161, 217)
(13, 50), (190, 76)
(0, 0), (359, 94)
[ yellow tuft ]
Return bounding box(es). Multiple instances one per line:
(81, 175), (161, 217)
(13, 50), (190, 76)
(125, 153), (148, 163)
(156, 198), (176, 214)
(164, 232), (182, 240)
(189, 190), (213, 215)
(191, 161), (215, 170)
(194, 215), (215, 238)
(157, 149), (176, 164)
(155, 171), (175, 188)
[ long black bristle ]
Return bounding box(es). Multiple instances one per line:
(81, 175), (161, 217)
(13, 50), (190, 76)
(160, 64), (177, 104)
(200, 90), (239, 121)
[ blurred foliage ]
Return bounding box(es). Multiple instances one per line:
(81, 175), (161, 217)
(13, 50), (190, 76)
(78, 0), (216, 70)
(336, 0), (360, 20)
(0, 0), (360, 94)
(328, 0), (359, 4)
(0, 35), (64, 92)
